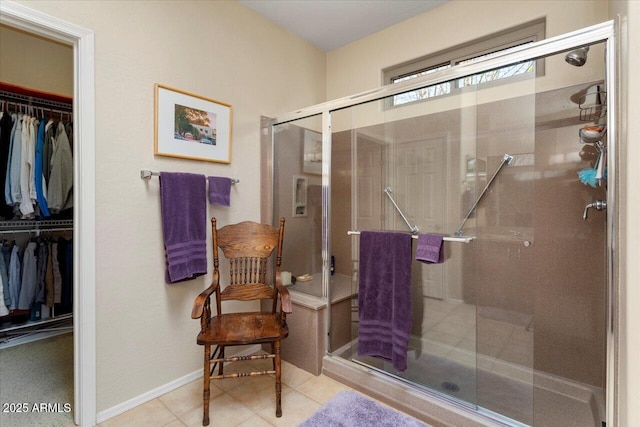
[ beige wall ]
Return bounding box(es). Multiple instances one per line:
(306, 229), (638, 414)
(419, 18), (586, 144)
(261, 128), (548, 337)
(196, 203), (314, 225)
(10, 0), (326, 413)
(327, 0), (608, 100)
(0, 25), (73, 96)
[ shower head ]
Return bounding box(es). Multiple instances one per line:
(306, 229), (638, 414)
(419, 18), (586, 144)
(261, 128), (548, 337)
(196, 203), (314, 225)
(565, 46), (590, 67)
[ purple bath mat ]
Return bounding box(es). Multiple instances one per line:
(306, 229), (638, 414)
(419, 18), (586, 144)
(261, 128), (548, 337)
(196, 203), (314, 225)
(298, 391), (428, 427)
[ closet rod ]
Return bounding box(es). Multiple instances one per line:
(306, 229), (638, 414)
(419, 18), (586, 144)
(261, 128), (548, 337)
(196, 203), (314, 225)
(347, 230), (475, 243)
(140, 169), (239, 184)
(0, 90), (72, 111)
(1, 100), (72, 118)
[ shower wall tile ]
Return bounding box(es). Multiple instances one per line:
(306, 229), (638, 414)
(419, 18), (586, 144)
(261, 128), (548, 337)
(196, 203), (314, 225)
(532, 123), (606, 388)
(470, 83), (606, 390)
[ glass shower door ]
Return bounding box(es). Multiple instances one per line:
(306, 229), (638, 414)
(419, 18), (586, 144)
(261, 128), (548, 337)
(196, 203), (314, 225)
(471, 91), (536, 424)
(376, 86), (484, 407)
(327, 58), (540, 423)
(272, 115), (324, 298)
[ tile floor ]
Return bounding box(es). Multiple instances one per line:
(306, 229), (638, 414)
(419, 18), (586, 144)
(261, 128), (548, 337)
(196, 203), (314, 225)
(96, 357), (407, 427)
(77, 297), (532, 427)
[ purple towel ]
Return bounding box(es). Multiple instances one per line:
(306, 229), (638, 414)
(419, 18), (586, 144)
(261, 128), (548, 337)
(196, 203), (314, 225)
(160, 172), (207, 283)
(207, 176), (232, 206)
(357, 230), (413, 371)
(416, 234), (444, 263)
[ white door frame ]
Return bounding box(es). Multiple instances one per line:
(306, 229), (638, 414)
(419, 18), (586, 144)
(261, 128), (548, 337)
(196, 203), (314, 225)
(0, 1), (96, 425)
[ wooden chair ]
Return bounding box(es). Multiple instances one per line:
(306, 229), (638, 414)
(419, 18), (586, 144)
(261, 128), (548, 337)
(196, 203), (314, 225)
(191, 218), (291, 426)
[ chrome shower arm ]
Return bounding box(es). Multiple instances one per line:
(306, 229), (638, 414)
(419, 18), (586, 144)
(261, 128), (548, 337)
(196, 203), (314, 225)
(384, 187), (419, 234)
(454, 154), (514, 236)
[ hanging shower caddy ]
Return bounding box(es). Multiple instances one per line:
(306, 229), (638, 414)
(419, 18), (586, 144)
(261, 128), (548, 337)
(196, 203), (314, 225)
(576, 82), (608, 219)
(577, 83), (607, 123)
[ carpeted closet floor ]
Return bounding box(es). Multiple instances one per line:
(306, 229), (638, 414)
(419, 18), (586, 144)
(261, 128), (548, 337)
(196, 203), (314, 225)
(0, 333), (74, 427)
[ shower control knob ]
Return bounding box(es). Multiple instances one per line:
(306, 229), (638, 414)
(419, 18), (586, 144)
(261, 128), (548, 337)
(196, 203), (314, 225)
(583, 200), (607, 220)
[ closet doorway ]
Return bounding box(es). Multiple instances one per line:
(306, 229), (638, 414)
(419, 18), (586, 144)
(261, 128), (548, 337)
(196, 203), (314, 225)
(0, 2), (96, 426)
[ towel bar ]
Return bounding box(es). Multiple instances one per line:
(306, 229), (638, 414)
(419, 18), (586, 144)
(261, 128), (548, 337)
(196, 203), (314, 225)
(347, 230), (474, 243)
(140, 170), (239, 184)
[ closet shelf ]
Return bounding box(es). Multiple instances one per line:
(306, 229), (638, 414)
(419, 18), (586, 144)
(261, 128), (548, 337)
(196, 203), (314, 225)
(0, 82), (72, 110)
(0, 220), (74, 235)
(0, 219), (73, 228)
(0, 312), (72, 334)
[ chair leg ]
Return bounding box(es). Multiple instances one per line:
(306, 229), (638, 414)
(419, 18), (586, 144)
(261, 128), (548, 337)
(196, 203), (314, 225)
(271, 342), (276, 371)
(218, 346), (225, 376)
(275, 340), (282, 417)
(203, 344), (211, 426)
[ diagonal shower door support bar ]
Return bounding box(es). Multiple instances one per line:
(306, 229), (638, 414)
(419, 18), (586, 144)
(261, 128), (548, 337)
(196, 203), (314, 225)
(454, 153), (514, 236)
(384, 187), (419, 234)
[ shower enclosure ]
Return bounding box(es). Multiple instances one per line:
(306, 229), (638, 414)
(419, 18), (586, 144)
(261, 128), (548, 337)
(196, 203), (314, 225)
(266, 21), (616, 427)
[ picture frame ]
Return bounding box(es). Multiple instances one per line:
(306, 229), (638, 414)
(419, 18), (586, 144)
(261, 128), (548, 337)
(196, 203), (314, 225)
(302, 129), (322, 175)
(154, 83), (232, 163)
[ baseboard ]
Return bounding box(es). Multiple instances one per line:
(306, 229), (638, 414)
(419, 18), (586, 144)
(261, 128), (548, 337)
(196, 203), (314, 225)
(96, 344), (262, 424)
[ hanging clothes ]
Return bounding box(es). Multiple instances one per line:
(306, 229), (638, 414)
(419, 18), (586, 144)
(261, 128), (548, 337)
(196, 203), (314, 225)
(35, 240), (47, 304)
(35, 119), (50, 217)
(0, 241), (8, 314)
(0, 243), (10, 309)
(65, 122), (73, 153)
(19, 116), (36, 217)
(0, 274), (8, 316)
(8, 113), (23, 208)
(45, 239), (54, 307)
(51, 240), (62, 304)
(0, 112), (14, 218)
(47, 122), (73, 214)
(0, 87), (74, 329)
(4, 113), (17, 209)
(8, 244), (21, 310)
(43, 118), (54, 186)
(17, 241), (38, 310)
(1, 97), (73, 220)
(58, 237), (72, 311)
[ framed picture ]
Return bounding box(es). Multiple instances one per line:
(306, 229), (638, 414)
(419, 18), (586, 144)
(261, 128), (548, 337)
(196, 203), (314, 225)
(154, 83), (232, 163)
(303, 129), (322, 175)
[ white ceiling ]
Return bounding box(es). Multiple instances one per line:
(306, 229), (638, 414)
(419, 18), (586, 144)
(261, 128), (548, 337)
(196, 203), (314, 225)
(238, 0), (449, 52)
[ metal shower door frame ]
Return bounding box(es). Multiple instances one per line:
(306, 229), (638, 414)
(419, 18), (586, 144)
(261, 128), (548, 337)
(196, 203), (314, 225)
(268, 19), (617, 427)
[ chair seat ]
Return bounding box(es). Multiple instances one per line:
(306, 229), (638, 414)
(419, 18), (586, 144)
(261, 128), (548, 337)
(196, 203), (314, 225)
(197, 312), (288, 346)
